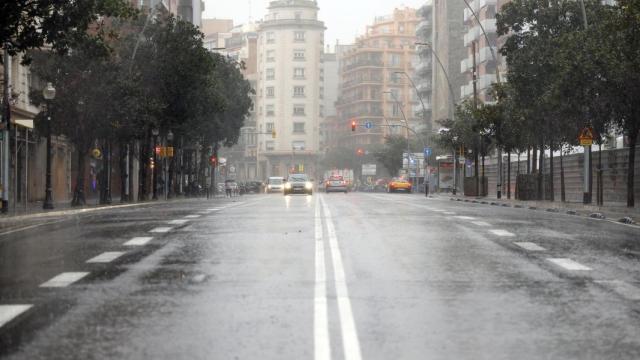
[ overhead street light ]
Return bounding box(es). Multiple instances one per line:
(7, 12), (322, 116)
(42, 82), (56, 210)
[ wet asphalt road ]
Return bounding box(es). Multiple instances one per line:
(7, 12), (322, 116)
(1, 192), (640, 359)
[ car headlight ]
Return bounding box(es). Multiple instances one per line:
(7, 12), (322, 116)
(305, 182), (312, 189)
(285, 183), (292, 189)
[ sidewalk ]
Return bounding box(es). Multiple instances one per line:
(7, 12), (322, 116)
(442, 192), (640, 225)
(0, 195), (227, 231)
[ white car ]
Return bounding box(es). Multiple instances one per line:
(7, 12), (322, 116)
(266, 176), (285, 193)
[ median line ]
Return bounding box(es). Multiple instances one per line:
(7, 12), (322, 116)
(321, 196), (362, 360)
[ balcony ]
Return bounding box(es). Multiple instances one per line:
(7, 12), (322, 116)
(463, 0), (497, 23)
(463, 19), (497, 47)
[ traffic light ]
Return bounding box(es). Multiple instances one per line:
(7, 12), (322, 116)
(272, 129), (277, 138)
(209, 155), (217, 166)
(351, 120), (356, 132)
(356, 148), (364, 156)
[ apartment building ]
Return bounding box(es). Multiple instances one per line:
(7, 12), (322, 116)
(336, 7), (420, 151)
(255, 0), (326, 179)
(207, 22), (260, 181)
(414, 1), (434, 129)
(430, 0), (466, 123)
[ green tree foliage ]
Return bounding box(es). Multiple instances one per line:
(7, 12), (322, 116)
(1, 0), (136, 64)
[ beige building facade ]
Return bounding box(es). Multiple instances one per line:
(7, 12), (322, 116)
(336, 7), (420, 151)
(255, 0), (325, 179)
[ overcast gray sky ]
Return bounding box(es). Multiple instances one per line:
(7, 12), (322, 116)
(204, 0), (426, 48)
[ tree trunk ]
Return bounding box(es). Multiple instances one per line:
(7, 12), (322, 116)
(72, 148), (87, 206)
(526, 148), (530, 174)
(507, 151), (511, 199)
(120, 141), (128, 203)
(549, 141), (554, 202)
(532, 147), (538, 173)
(598, 143), (603, 206)
(561, 146), (566, 202)
(627, 131), (637, 207)
(475, 147), (479, 196)
(538, 140), (544, 200)
(516, 153), (521, 200)
(138, 133), (149, 201)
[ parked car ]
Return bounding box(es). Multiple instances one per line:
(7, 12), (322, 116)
(325, 175), (348, 193)
(284, 174), (313, 195)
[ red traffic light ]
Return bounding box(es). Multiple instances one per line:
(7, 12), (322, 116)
(209, 155), (217, 166)
(356, 148), (364, 156)
(351, 120), (356, 132)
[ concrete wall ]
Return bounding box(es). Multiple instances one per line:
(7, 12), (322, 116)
(476, 148), (640, 206)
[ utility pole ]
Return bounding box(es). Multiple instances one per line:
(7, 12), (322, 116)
(2, 48), (11, 213)
(472, 41), (480, 197)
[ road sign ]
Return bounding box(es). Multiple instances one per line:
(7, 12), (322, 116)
(364, 121), (373, 129)
(579, 127), (594, 146)
(423, 147), (432, 159)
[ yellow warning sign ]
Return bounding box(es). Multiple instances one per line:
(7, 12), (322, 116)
(579, 127), (594, 146)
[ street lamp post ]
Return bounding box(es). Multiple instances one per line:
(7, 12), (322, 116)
(395, 71), (432, 196)
(42, 82), (56, 209)
(384, 91), (412, 183)
(152, 127), (159, 200)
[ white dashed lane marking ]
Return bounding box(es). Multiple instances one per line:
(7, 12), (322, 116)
(443, 212), (456, 215)
(514, 242), (546, 251)
(149, 227), (173, 233)
(124, 237), (153, 246)
(489, 229), (515, 237)
(40, 272), (90, 288)
(168, 219), (189, 225)
(595, 280), (640, 301)
(86, 251), (126, 263)
(547, 258), (592, 271)
(0, 305), (32, 328)
(184, 215), (201, 219)
(454, 216), (476, 220)
(471, 221), (491, 227)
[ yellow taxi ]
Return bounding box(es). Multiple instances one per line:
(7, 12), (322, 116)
(387, 177), (412, 193)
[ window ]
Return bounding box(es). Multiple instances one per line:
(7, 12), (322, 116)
(392, 103), (401, 117)
(266, 141), (275, 151)
(295, 12), (302, 20)
(293, 86), (305, 97)
(267, 32), (275, 43)
(266, 122), (274, 132)
(293, 49), (305, 61)
(267, 50), (275, 62)
(292, 141), (306, 151)
(293, 122), (305, 133)
(266, 86), (275, 97)
(320, 69), (324, 81)
(319, 105), (324, 117)
(389, 54), (401, 66)
(294, 68), (305, 79)
(266, 68), (275, 80)
(266, 105), (275, 117)
(293, 104), (305, 116)
(294, 31), (306, 42)
(319, 86), (324, 99)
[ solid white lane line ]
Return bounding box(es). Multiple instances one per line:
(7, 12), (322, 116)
(514, 242), (547, 251)
(40, 272), (90, 288)
(184, 215), (201, 219)
(321, 197), (362, 360)
(149, 227), (172, 233)
(595, 280), (640, 301)
(471, 221), (491, 227)
(168, 219), (189, 225)
(443, 211), (456, 215)
(489, 229), (515, 237)
(0, 305), (32, 328)
(314, 200), (331, 360)
(124, 237), (153, 246)
(207, 208), (222, 211)
(547, 258), (592, 271)
(86, 251), (126, 263)
(454, 216), (476, 220)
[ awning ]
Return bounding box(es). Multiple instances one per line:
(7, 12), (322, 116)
(10, 118), (34, 129)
